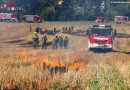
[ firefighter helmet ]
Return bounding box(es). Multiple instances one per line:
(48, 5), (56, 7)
(34, 32), (37, 34)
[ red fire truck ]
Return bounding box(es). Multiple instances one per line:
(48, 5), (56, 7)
(0, 13), (17, 22)
(22, 15), (42, 23)
(95, 16), (109, 22)
(114, 16), (129, 24)
(87, 25), (116, 51)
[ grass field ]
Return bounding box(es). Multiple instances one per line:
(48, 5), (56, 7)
(0, 22), (130, 89)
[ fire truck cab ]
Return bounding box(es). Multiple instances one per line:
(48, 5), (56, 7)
(87, 25), (116, 51)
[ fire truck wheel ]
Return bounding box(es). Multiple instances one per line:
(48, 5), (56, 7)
(108, 48), (112, 52)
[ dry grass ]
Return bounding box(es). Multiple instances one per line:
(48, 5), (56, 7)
(0, 22), (130, 89)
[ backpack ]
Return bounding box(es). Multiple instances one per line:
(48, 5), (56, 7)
(33, 35), (38, 41)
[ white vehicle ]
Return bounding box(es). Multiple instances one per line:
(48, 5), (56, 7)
(22, 15), (42, 23)
(0, 13), (17, 22)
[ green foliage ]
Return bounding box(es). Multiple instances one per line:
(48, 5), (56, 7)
(54, 82), (60, 90)
(105, 10), (118, 20)
(13, 0), (130, 20)
(88, 67), (130, 90)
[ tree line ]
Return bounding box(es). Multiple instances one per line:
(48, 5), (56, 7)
(14, 0), (130, 21)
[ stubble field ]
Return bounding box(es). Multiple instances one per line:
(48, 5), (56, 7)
(0, 22), (130, 90)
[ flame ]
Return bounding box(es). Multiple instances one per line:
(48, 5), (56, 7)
(17, 52), (87, 72)
(36, 55), (86, 72)
(17, 53), (34, 60)
(68, 62), (85, 70)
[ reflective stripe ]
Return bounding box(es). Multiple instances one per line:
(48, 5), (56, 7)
(88, 41), (113, 49)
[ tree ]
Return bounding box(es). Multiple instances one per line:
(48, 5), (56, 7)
(7, 0), (130, 21)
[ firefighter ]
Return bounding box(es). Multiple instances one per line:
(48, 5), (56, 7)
(29, 26), (32, 32)
(39, 26), (42, 34)
(63, 36), (69, 49)
(42, 34), (47, 49)
(53, 28), (56, 35)
(69, 27), (71, 33)
(58, 35), (63, 48)
(65, 27), (67, 32)
(32, 32), (39, 49)
(62, 27), (65, 32)
(35, 27), (40, 33)
(45, 28), (48, 34)
(52, 35), (59, 49)
(71, 26), (74, 31)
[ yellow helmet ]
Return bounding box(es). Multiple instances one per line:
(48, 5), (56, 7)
(34, 32), (37, 34)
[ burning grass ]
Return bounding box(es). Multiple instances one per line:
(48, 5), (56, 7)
(17, 49), (87, 73)
(1, 22), (130, 89)
(0, 47), (130, 89)
(0, 48), (90, 89)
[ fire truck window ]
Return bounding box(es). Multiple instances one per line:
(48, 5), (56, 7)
(91, 29), (112, 36)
